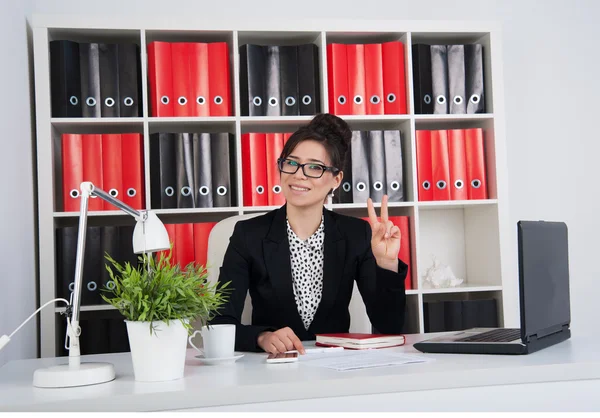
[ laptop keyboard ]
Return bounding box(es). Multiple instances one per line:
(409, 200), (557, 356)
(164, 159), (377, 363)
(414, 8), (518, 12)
(457, 328), (521, 343)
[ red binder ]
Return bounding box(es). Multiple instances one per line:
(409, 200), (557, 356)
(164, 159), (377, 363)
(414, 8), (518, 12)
(170, 42), (192, 117)
(447, 129), (468, 201)
(283, 132), (292, 144)
(147, 41), (174, 117)
(364, 43), (384, 115)
(465, 128), (488, 200)
(61, 133), (83, 212)
(266, 133), (285, 206)
(241, 133), (268, 206)
(157, 223), (176, 266)
(189, 42), (210, 117)
(193, 222), (217, 270)
(415, 130), (433, 201)
(382, 41), (407, 114)
(82, 134), (103, 211)
(326, 43), (350, 115)
(101, 133), (123, 210)
(431, 130), (451, 201)
(175, 223), (195, 270)
(208, 42), (231, 116)
(121, 133), (144, 210)
(346, 44), (366, 115)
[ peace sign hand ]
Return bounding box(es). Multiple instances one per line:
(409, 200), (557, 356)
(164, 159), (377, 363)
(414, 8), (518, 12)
(367, 195), (401, 273)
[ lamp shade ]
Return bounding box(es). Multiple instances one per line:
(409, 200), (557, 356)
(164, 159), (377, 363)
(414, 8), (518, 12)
(132, 212), (170, 254)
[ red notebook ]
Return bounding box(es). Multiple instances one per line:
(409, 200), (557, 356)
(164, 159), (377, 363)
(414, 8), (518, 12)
(315, 333), (405, 349)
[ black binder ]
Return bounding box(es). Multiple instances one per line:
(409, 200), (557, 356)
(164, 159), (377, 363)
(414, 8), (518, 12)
(336, 140), (353, 204)
(279, 45), (299, 116)
(100, 226), (120, 302)
(383, 130), (404, 202)
(117, 43), (141, 117)
(211, 132), (234, 207)
(465, 44), (485, 114)
(351, 130), (370, 203)
(447, 45), (466, 114)
(150, 133), (177, 209)
(176, 133), (196, 208)
(81, 227), (102, 306)
(297, 43), (320, 115)
(192, 133), (213, 208)
(49, 40), (82, 117)
(55, 226), (77, 302)
(79, 42), (101, 117)
(367, 130), (386, 203)
(430, 45), (449, 114)
(98, 43), (120, 117)
(265, 45), (281, 116)
(239, 44), (266, 116)
(411, 44), (433, 114)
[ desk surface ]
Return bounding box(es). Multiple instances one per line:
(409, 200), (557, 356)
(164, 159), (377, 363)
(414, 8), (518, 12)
(1, 333), (599, 412)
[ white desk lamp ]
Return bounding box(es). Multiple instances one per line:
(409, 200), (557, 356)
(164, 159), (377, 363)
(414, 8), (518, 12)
(0, 181), (170, 388)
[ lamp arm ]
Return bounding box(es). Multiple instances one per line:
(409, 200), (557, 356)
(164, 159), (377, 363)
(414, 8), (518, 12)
(81, 181), (146, 222)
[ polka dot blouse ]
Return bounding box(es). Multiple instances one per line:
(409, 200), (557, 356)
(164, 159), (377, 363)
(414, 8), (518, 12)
(287, 216), (325, 331)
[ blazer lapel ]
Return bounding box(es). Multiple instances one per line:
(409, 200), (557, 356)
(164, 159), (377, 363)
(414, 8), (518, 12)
(262, 205), (305, 332)
(309, 209), (346, 333)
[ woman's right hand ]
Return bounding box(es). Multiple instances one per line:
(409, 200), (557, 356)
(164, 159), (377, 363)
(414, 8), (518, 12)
(257, 327), (306, 354)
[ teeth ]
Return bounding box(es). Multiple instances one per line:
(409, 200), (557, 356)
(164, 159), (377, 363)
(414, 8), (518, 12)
(291, 185), (309, 191)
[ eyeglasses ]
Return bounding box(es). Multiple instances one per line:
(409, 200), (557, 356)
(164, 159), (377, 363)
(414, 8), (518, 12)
(277, 158), (340, 179)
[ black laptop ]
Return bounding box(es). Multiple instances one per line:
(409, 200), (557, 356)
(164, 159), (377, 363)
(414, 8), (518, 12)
(413, 220), (571, 355)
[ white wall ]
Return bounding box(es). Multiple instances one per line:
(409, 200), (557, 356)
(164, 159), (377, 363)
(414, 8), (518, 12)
(2, 0), (597, 365)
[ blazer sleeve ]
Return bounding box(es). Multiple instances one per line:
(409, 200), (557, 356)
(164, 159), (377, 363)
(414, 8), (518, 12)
(209, 221), (276, 352)
(355, 221), (408, 334)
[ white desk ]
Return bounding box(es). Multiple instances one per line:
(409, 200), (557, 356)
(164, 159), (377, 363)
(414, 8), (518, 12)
(1, 333), (599, 412)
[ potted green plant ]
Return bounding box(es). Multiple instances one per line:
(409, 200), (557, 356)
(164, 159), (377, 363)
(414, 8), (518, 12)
(101, 248), (231, 382)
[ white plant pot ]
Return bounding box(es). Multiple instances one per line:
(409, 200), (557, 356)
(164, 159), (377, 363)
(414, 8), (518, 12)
(125, 319), (188, 382)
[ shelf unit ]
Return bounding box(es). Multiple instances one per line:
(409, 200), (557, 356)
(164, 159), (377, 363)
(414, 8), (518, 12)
(32, 16), (512, 357)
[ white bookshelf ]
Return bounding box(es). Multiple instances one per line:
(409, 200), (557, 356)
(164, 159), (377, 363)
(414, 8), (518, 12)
(32, 16), (512, 357)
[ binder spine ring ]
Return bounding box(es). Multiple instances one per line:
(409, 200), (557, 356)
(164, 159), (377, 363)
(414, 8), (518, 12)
(109, 188), (119, 197)
(302, 95), (312, 105)
(272, 185), (281, 194)
(68, 282), (75, 292)
(268, 97), (278, 107)
(127, 188), (136, 197)
(69, 189), (80, 198)
(69, 96), (79, 105)
(422, 180), (431, 190)
(356, 182), (366, 192)
(217, 186), (227, 196)
(252, 96), (262, 106)
(353, 95), (363, 104)
(453, 95), (463, 105)
(436, 180), (447, 190)
(178, 96), (188, 105)
(455, 180), (464, 189)
(161, 95), (170, 105)
(181, 186), (192, 196)
(165, 186), (175, 197)
(370, 95), (381, 104)
(470, 94), (481, 104)
(86, 97), (97, 107)
(390, 181), (400, 191)
(386, 93), (396, 103)
(373, 181), (383, 191)
(199, 186), (210, 196)
(87, 281), (97, 291)
(197, 96), (206, 105)
(123, 97), (134, 107)
(471, 179), (482, 188)
(285, 96), (296, 107)
(342, 182), (351, 192)
(105, 97), (115, 107)
(106, 280), (116, 290)
(256, 185), (265, 194)
(337, 95), (346, 105)
(214, 96), (223, 105)
(424, 94), (432, 105)
(436, 95), (446, 105)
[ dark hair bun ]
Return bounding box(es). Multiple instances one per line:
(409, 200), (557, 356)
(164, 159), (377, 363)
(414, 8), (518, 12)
(308, 113), (352, 150)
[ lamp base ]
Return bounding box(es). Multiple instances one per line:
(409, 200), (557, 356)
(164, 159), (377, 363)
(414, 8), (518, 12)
(33, 362), (116, 388)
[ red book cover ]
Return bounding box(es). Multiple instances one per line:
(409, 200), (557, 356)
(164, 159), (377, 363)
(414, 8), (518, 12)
(170, 42), (192, 117)
(189, 42), (210, 117)
(382, 41), (407, 114)
(346, 43), (366, 115)
(447, 129), (468, 201)
(193, 222), (217, 271)
(326, 43), (350, 115)
(266, 132), (285, 206)
(157, 223), (176, 266)
(283, 132), (292, 144)
(208, 42), (231, 116)
(82, 134), (103, 211)
(364, 43), (384, 115)
(147, 41), (174, 117)
(465, 128), (488, 200)
(415, 130), (433, 201)
(431, 130), (451, 201)
(175, 223), (195, 270)
(316, 333), (405, 349)
(61, 133), (83, 212)
(121, 133), (145, 210)
(241, 133), (268, 206)
(101, 133), (122, 210)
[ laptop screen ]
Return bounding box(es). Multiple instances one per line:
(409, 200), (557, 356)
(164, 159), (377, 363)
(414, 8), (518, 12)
(518, 221), (571, 339)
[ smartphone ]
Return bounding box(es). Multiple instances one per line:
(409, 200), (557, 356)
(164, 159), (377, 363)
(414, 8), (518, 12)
(265, 352), (299, 364)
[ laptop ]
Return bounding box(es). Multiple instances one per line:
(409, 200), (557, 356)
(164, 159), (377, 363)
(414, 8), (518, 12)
(413, 220), (571, 355)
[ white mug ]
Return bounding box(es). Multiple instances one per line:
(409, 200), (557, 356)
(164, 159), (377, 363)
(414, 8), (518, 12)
(189, 324), (235, 359)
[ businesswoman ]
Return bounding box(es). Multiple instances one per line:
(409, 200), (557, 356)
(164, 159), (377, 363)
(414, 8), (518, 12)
(210, 113), (408, 353)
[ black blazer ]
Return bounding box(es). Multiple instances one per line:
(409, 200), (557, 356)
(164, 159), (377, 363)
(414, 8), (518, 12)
(209, 205), (408, 352)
